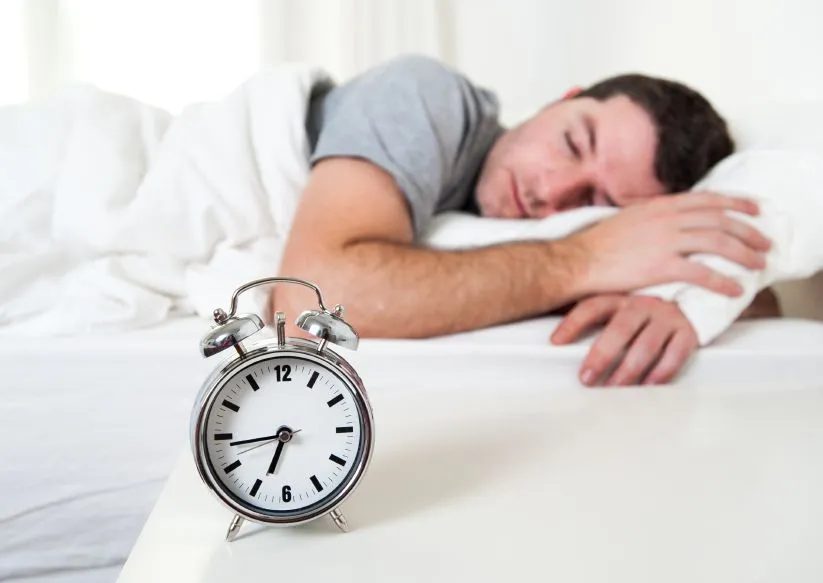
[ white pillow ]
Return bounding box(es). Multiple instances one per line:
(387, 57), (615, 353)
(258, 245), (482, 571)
(421, 206), (615, 250)
(645, 149), (823, 344)
(420, 148), (823, 346)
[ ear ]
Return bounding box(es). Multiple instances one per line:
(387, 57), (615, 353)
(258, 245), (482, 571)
(562, 86), (584, 99)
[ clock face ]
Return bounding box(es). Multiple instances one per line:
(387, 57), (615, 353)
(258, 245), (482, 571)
(201, 353), (367, 519)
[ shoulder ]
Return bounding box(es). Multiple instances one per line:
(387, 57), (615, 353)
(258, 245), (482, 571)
(329, 54), (500, 121)
(308, 55), (501, 236)
(368, 53), (468, 89)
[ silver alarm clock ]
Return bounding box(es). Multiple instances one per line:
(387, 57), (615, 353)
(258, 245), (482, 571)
(189, 277), (375, 542)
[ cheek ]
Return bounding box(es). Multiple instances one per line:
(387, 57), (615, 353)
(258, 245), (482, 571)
(475, 168), (505, 214)
(508, 133), (564, 173)
(476, 167), (519, 218)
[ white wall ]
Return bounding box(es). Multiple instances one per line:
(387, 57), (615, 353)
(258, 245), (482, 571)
(0, 0), (452, 112)
(2, 0), (822, 120)
(2, 0), (822, 316)
(575, 0), (823, 112)
(259, 0), (451, 83)
(452, 0), (823, 124)
(0, 0), (29, 105)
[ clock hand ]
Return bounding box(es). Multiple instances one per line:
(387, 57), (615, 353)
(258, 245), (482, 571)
(237, 439), (277, 455)
(267, 439), (285, 475)
(229, 429), (301, 447)
(265, 426), (300, 475)
(230, 434), (279, 447)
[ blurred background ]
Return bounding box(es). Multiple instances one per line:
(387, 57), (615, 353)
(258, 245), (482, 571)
(2, 5), (823, 582)
(2, 0), (823, 125)
(2, 0), (823, 324)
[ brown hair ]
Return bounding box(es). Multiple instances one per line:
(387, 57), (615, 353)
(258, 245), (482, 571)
(578, 74), (734, 193)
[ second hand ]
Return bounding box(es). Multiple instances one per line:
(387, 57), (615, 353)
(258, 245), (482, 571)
(237, 439), (276, 455)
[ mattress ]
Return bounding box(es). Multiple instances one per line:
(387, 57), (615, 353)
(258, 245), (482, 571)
(0, 317), (214, 583)
(3, 315), (823, 582)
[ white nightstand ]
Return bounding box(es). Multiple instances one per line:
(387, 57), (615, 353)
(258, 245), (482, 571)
(117, 382), (823, 583)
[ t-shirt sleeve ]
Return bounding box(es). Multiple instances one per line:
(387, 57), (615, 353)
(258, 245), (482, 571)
(309, 55), (473, 236)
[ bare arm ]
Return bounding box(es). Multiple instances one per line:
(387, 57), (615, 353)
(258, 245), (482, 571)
(274, 158), (586, 338)
(273, 159), (770, 339)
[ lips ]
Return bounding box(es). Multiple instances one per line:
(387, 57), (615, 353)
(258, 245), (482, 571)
(509, 173), (527, 218)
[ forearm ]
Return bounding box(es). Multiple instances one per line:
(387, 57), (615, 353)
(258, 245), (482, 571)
(275, 238), (586, 338)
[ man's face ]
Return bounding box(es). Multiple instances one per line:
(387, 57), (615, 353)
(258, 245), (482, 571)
(475, 93), (668, 219)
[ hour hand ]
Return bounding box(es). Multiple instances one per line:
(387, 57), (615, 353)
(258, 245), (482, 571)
(267, 439), (285, 475)
(266, 426), (300, 474)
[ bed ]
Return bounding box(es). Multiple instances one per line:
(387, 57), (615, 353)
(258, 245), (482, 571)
(3, 310), (823, 583)
(3, 26), (823, 582)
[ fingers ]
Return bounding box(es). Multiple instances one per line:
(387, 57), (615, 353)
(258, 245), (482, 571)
(550, 295), (623, 345)
(578, 305), (648, 386)
(569, 296), (698, 388)
(724, 216), (772, 252)
(678, 231), (767, 270)
(642, 329), (699, 385)
(603, 320), (674, 386)
(677, 210), (772, 252)
(662, 260), (744, 297)
(671, 191), (760, 216)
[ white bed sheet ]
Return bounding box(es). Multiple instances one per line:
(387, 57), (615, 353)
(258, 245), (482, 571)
(0, 317), (213, 583)
(3, 315), (823, 582)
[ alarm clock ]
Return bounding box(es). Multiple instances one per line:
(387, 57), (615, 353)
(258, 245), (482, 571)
(189, 276), (375, 542)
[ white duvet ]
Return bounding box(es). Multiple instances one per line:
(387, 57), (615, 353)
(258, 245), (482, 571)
(1, 66), (823, 345)
(0, 64), (329, 335)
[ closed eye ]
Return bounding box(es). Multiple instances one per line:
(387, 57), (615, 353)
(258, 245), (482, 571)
(596, 190), (618, 207)
(564, 131), (580, 159)
(584, 114), (597, 154)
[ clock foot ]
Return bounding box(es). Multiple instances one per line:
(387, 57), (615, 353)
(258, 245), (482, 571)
(225, 514), (244, 542)
(330, 508), (349, 533)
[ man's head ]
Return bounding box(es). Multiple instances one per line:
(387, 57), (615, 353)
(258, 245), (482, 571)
(474, 73), (735, 219)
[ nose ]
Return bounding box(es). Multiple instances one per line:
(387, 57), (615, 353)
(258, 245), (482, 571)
(528, 168), (592, 216)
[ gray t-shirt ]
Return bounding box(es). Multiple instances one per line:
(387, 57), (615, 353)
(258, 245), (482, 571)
(305, 55), (504, 237)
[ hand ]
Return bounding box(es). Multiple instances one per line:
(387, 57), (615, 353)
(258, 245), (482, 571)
(551, 294), (699, 386)
(267, 440), (285, 475)
(265, 426), (300, 475)
(237, 439), (278, 456)
(230, 428), (302, 453)
(229, 434), (281, 447)
(569, 192), (772, 297)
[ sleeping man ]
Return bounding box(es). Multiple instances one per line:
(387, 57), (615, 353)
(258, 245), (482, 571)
(272, 54), (779, 387)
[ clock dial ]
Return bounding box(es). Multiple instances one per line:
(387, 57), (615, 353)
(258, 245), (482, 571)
(203, 355), (365, 516)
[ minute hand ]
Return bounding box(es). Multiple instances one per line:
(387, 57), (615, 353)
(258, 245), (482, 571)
(229, 434), (280, 447)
